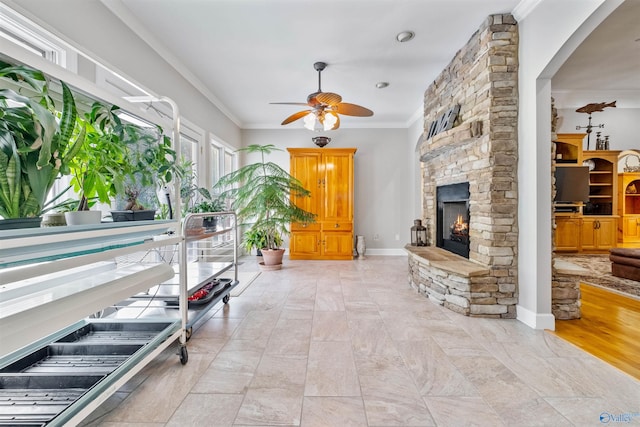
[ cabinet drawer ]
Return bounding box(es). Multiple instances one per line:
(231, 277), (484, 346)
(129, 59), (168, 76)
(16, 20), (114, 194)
(291, 222), (320, 231)
(321, 221), (352, 232)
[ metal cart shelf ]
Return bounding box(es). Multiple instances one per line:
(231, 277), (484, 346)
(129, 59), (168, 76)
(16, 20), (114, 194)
(0, 213), (238, 425)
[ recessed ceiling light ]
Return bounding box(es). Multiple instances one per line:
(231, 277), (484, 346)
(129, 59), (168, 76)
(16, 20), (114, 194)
(396, 31), (415, 43)
(376, 82), (389, 89)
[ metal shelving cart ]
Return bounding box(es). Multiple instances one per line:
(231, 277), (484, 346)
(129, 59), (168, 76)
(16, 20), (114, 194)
(0, 213), (238, 425)
(119, 211), (239, 363)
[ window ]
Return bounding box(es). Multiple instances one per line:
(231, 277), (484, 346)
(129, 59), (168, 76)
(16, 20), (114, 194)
(210, 137), (236, 191)
(210, 143), (221, 188)
(224, 150), (235, 176)
(0, 3), (76, 71)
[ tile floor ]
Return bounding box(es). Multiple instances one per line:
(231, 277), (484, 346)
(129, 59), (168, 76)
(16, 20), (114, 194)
(84, 256), (640, 426)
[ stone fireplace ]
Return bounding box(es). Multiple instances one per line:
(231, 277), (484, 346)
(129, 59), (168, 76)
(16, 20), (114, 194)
(406, 14), (519, 319)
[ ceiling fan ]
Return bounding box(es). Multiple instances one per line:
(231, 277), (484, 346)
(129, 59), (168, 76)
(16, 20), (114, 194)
(271, 62), (373, 131)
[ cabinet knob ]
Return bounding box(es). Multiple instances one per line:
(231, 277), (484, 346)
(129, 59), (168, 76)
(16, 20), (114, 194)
(302, 223), (307, 228)
(334, 223), (340, 228)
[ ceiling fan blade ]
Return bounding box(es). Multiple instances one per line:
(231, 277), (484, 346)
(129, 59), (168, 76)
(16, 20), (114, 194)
(336, 102), (374, 117)
(270, 102), (309, 106)
(315, 92), (342, 106)
(281, 110), (311, 125)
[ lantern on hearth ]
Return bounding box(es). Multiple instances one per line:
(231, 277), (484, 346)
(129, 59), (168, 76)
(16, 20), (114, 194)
(411, 219), (427, 246)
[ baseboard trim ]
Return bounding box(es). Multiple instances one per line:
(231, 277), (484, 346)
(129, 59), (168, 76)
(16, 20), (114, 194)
(363, 248), (408, 256)
(283, 248), (407, 257)
(517, 305), (556, 330)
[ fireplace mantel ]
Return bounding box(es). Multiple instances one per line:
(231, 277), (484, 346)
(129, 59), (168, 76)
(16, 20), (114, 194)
(419, 121), (483, 163)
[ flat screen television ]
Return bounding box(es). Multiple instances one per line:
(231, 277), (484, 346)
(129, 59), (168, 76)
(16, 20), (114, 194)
(554, 166), (590, 203)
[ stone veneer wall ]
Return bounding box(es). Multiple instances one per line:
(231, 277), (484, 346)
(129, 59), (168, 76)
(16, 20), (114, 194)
(414, 14), (518, 318)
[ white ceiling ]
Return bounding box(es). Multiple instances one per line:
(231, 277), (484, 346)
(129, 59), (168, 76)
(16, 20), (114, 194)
(107, 0), (637, 130)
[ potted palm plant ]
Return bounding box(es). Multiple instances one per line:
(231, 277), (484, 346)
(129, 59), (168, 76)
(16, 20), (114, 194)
(214, 144), (315, 269)
(0, 61), (84, 228)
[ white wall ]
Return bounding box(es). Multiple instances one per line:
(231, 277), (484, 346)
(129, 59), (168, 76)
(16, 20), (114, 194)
(556, 107), (639, 152)
(516, 0), (623, 329)
(242, 128), (412, 254)
(2, 0), (241, 149)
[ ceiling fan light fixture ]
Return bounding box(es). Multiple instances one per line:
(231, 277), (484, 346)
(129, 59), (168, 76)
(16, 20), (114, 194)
(303, 112), (318, 131)
(323, 112), (338, 130)
(396, 31), (415, 43)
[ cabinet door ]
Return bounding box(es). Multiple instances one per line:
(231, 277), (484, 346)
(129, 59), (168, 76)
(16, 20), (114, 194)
(322, 231), (354, 259)
(290, 152), (321, 229)
(290, 232), (321, 257)
(595, 217), (617, 249)
(555, 217), (581, 251)
(322, 152), (354, 223)
(622, 216), (640, 242)
(581, 217), (616, 250)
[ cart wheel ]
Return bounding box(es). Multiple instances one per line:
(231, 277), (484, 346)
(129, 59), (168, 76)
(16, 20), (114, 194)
(223, 294), (230, 304)
(185, 327), (193, 342)
(179, 345), (188, 365)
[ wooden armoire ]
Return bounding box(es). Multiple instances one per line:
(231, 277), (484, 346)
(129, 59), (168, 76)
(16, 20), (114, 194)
(287, 147), (356, 260)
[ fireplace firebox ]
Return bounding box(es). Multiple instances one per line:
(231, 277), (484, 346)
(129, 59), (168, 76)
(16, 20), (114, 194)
(436, 182), (470, 258)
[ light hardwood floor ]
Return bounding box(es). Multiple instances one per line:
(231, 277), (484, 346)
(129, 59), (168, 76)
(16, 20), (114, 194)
(552, 283), (640, 381)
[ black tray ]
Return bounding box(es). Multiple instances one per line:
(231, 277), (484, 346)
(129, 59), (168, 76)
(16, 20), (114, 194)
(165, 278), (232, 307)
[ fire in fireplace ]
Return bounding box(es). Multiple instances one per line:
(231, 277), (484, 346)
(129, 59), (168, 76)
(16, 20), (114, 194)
(436, 182), (470, 258)
(450, 214), (469, 242)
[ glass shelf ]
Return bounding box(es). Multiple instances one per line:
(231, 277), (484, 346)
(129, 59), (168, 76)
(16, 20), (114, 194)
(0, 220), (177, 269)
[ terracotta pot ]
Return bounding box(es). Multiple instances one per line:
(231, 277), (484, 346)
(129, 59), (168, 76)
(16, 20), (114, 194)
(261, 248), (285, 266)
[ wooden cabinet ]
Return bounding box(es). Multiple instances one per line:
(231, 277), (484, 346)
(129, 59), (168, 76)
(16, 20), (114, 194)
(288, 148), (356, 260)
(555, 215), (582, 251)
(553, 143), (622, 252)
(618, 172), (640, 244)
(580, 216), (618, 251)
(555, 215), (618, 252)
(554, 133), (585, 164)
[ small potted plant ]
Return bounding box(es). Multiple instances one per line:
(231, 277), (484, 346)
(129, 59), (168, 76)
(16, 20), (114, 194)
(242, 227), (282, 257)
(66, 102), (128, 225)
(188, 196), (225, 230)
(110, 187), (156, 221)
(112, 124), (177, 221)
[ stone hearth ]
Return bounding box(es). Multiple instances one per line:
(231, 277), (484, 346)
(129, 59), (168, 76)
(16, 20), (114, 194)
(408, 14), (519, 318)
